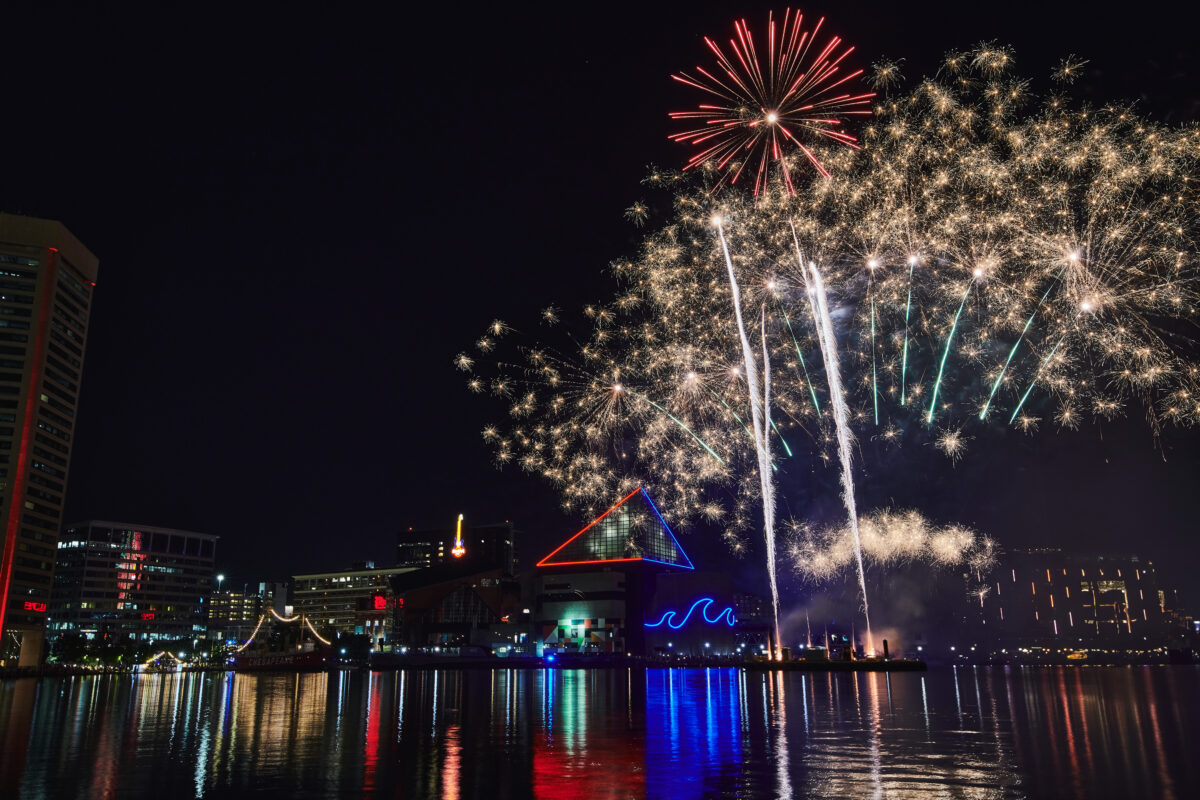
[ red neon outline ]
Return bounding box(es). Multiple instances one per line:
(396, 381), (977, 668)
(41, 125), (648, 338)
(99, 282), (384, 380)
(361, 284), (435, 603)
(536, 487), (694, 569)
(539, 557), (646, 568)
(0, 247), (57, 643)
(536, 487), (643, 567)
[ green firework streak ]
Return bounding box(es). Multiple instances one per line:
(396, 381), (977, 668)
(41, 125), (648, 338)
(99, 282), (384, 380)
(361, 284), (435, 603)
(731, 374), (793, 458)
(1008, 326), (1072, 425)
(981, 269), (1064, 421)
(706, 387), (782, 470)
(630, 391), (725, 465)
(927, 278), (975, 425)
(778, 300), (821, 415)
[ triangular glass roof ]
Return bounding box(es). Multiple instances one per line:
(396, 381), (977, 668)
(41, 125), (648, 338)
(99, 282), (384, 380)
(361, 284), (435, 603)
(537, 487), (693, 569)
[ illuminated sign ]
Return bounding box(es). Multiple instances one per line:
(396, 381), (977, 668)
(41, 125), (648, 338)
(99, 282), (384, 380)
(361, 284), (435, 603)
(141, 612), (156, 620)
(452, 513), (465, 558)
(373, 595), (387, 610)
(23, 601), (47, 613)
(645, 597), (736, 629)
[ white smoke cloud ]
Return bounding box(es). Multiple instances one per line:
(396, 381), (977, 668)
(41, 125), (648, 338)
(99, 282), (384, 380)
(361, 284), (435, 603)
(786, 509), (997, 582)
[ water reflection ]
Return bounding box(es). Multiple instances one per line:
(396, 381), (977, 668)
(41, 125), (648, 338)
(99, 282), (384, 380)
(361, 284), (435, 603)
(645, 669), (741, 798)
(0, 666), (1196, 798)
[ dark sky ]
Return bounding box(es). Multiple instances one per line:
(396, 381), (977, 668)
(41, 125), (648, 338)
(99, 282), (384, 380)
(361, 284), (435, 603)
(4, 3), (1198, 604)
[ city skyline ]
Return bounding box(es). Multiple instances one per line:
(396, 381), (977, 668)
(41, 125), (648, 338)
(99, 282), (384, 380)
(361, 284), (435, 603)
(2, 1), (1198, 612)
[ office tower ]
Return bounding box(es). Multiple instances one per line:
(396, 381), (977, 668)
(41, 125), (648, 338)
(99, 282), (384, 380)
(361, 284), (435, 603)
(49, 522), (218, 643)
(0, 214), (99, 667)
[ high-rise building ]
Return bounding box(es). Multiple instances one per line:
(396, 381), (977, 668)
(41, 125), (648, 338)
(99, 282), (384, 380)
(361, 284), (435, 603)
(397, 520), (518, 574)
(0, 214), (99, 667)
(48, 522), (218, 643)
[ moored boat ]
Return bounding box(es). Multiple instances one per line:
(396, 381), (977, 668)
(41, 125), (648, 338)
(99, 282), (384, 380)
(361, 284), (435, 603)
(231, 641), (332, 672)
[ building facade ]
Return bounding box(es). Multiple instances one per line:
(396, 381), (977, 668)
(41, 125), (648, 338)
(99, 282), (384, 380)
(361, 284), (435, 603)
(964, 547), (1178, 658)
(534, 487), (695, 656)
(0, 214), (99, 666)
(389, 564), (525, 652)
(643, 571), (738, 657)
(207, 581), (287, 643)
(48, 522), (218, 643)
(292, 563), (418, 647)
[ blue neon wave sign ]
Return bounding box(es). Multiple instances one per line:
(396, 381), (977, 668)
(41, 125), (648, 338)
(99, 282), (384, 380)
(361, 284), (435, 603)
(645, 597), (736, 629)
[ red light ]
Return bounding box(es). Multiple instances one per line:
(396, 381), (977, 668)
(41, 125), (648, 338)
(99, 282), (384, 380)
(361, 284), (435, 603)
(22, 601), (47, 612)
(0, 248), (58, 643)
(536, 487), (643, 567)
(141, 612), (155, 620)
(537, 557), (646, 567)
(396, 598), (404, 608)
(373, 595), (387, 610)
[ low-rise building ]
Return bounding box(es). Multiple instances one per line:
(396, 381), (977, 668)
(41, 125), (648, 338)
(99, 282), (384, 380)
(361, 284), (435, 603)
(292, 562), (418, 648)
(389, 563), (525, 652)
(963, 547), (1188, 659)
(533, 487), (699, 657)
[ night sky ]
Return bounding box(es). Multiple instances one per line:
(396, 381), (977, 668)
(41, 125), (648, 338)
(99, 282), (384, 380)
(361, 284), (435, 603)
(5, 3), (1198, 605)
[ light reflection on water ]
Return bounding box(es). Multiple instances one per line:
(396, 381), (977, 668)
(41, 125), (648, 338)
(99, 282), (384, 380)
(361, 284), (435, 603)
(1, 666), (1196, 799)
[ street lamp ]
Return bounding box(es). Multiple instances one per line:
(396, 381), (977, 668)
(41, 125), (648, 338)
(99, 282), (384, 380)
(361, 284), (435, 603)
(216, 574), (225, 593)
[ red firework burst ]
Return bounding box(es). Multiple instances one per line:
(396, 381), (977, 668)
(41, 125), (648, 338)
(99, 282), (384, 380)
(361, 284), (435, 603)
(669, 9), (874, 193)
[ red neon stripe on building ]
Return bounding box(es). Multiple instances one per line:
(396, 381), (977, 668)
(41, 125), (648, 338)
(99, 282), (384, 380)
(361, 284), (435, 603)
(537, 557), (646, 568)
(536, 486), (643, 567)
(0, 248), (57, 642)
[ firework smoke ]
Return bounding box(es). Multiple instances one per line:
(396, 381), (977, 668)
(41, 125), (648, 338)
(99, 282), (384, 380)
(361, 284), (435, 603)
(787, 509), (997, 582)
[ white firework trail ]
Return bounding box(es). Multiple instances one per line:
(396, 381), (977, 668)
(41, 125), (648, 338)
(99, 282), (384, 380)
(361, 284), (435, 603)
(794, 224), (874, 654)
(716, 217), (782, 659)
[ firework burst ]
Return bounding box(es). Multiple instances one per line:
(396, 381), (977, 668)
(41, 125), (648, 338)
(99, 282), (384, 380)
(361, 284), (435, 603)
(466, 42), (1200, 600)
(669, 8), (874, 192)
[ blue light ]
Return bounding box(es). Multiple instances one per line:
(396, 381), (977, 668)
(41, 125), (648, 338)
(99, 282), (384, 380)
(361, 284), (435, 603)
(645, 597), (736, 629)
(639, 487), (695, 569)
(546, 654), (555, 663)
